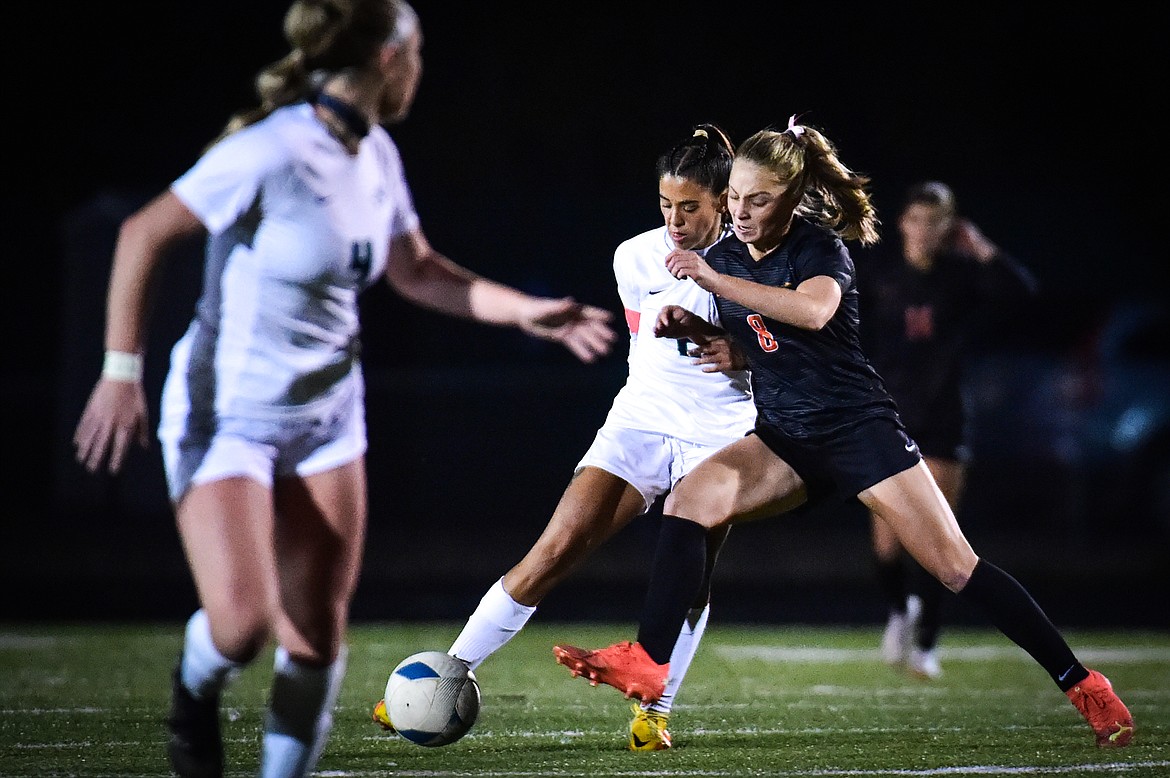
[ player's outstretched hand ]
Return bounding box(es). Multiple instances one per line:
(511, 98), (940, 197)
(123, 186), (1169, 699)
(689, 336), (747, 373)
(520, 296), (616, 363)
(653, 304), (705, 341)
(73, 379), (150, 475)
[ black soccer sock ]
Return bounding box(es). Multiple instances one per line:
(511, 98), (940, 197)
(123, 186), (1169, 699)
(912, 562), (945, 651)
(874, 554), (908, 614)
(958, 559), (1088, 690)
(636, 515), (708, 664)
(693, 525), (731, 608)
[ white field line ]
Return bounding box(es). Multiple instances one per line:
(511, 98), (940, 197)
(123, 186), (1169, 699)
(313, 762), (1170, 776)
(714, 645), (1170, 663)
(5, 722), (1166, 776)
(7, 767), (1169, 778)
(4, 755), (1167, 778)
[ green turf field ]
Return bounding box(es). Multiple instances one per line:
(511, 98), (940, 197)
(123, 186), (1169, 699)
(1, 622), (1167, 776)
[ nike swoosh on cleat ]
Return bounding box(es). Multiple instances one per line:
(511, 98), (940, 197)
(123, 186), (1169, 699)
(1109, 724), (1134, 744)
(631, 734), (649, 748)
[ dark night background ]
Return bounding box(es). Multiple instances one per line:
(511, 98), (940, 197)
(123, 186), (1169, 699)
(5, 3), (1167, 627)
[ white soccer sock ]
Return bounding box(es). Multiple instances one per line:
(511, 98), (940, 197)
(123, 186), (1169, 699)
(648, 604), (710, 715)
(303, 644), (347, 775)
(260, 645), (347, 778)
(447, 577), (536, 670)
(179, 609), (243, 701)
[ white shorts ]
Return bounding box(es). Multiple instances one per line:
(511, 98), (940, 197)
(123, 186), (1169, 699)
(158, 384), (367, 503)
(575, 424), (737, 514)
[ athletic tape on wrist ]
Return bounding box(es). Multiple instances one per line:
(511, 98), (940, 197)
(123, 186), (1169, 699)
(102, 350), (143, 382)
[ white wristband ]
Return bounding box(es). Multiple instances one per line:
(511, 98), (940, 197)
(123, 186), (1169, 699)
(102, 350), (144, 382)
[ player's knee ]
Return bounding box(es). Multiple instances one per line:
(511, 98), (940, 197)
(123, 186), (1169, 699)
(663, 491), (732, 528)
(935, 557), (977, 593)
(276, 628), (343, 667)
(677, 510), (730, 529)
(209, 616), (270, 663)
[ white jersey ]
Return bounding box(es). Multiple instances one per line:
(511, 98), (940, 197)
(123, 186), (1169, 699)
(166, 102), (419, 424)
(601, 226), (756, 447)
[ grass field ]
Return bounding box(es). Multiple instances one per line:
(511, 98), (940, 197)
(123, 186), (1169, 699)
(1, 621), (1167, 777)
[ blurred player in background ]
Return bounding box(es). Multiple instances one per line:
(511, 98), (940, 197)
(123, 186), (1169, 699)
(554, 118), (1134, 751)
(378, 123), (756, 751)
(858, 181), (1038, 679)
(72, 2), (613, 776)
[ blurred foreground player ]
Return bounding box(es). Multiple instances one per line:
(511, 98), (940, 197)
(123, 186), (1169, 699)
(73, 2), (614, 775)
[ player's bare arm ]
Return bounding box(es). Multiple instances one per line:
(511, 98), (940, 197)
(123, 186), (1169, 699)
(384, 229), (615, 362)
(665, 246), (840, 331)
(73, 191), (204, 475)
(718, 274), (842, 332)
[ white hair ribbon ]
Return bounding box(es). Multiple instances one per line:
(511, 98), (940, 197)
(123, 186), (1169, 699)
(786, 114), (805, 138)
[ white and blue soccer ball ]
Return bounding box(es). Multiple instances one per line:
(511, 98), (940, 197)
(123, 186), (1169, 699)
(384, 650), (480, 747)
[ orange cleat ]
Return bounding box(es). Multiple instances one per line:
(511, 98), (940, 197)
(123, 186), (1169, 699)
(553, 640), (668, 703)
(1066, 669), (1134, 747)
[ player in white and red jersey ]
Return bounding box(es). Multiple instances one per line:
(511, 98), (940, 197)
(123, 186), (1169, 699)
(432, 124), (755, 751)
(71, 2), (614, 776)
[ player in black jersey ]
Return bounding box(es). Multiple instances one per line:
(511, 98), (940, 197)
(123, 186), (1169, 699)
(857, 181), (1039, 679)
(555, 117), (1134, 749)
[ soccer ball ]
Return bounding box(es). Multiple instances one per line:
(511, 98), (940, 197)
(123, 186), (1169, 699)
(383, 651), (481, 747)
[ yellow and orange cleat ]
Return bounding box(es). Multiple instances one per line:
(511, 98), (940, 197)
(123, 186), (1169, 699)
(629, 701), (672, 751)
(371, 698), (394, 732)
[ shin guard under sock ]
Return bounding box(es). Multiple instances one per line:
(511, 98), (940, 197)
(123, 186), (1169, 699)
(180, 609), (243, 701)
(959, 559), (1087, 690)
(261, 646), (345, 777)
(448, 577), (536, 670)
(636, 515), (708, 664)
(874, 555), (908, 614)
(912, 562), (945, 651)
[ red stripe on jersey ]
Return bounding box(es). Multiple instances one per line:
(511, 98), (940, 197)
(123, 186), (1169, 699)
(625, 308), (640, 334)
